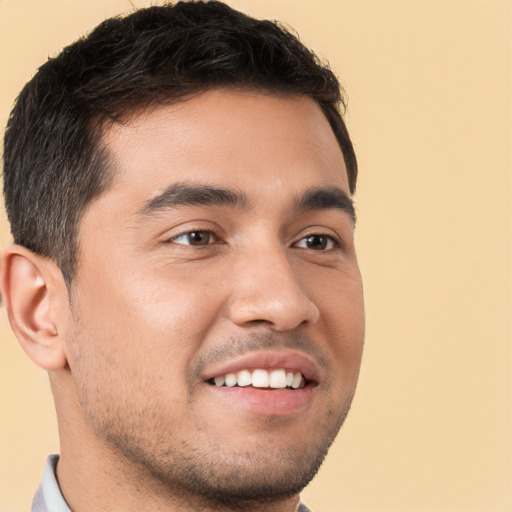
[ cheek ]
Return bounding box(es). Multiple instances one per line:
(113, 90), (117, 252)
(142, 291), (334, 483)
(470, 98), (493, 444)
(315, 270), (365, 367)
(70, 264), (228, 382)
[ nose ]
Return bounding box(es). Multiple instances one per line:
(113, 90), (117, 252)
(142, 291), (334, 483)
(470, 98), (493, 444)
(227, 246), (320, 331)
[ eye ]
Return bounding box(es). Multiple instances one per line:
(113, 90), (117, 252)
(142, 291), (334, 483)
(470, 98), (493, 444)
(294, 234), (337, 251)
(171, 230), (216, 246)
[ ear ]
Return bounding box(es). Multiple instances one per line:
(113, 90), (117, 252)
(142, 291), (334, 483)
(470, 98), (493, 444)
(1, 244), (68, 371)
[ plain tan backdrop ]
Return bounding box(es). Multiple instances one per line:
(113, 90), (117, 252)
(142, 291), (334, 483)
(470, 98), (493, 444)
(0, 1), (510, 511)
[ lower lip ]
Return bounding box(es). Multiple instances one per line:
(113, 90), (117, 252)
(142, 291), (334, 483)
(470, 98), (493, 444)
(206, 384), (315, 416)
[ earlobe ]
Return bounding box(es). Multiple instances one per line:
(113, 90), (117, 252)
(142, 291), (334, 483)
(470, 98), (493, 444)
(1, 245), (68, 371)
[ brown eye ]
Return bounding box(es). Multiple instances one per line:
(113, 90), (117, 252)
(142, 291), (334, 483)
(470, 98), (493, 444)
(295, 235), (335, 251)
(172, 231), (214, 246)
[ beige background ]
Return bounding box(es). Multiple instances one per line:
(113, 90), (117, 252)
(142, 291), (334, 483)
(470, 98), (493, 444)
(0, 1), (510, 511)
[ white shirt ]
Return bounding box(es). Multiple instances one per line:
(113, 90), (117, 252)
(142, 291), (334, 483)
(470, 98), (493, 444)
(32, 455), (71, 512)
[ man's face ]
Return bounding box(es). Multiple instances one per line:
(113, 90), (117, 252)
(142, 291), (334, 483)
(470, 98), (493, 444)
(64, 89), (364, 505)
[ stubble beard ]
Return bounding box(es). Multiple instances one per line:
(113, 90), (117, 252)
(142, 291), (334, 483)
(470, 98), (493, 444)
(98, 390), (355, 511)
(70, 320), (358, 510)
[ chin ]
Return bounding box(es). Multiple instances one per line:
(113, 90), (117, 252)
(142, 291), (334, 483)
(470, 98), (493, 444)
(157, 440), (331, 510)
(116, 405), (349, 510)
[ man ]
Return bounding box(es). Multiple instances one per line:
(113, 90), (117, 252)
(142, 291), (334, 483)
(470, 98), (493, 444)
(1, 1), (364, 511)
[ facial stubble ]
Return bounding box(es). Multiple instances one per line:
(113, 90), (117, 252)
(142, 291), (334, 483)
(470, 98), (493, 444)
(103, 388), (355, 511)
(69, 324), (358, 510)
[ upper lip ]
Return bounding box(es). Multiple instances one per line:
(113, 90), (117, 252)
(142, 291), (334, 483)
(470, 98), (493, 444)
(201, 349), (321, 384)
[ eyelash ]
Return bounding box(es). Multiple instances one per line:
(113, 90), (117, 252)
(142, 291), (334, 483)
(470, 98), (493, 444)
(169, 229), (341, 251)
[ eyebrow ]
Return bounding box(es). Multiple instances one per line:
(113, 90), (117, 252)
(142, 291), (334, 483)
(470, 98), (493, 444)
(295, 186), (356, 223)
(137, 182), (249, 216)
(137, 182), (355, 223)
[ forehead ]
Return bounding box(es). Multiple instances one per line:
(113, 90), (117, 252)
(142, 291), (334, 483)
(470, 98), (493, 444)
(105, 89), (347, 185)
(100, 89), (349, 202)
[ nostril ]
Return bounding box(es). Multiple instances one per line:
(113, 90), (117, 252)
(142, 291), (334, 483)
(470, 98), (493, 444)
(247, 319), (269, 326)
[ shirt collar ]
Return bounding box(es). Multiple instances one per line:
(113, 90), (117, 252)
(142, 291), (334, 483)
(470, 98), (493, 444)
(32, 455), (71, 512)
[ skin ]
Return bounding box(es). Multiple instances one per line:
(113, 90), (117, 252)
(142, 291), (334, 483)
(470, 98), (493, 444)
(2, 89), (364, 512)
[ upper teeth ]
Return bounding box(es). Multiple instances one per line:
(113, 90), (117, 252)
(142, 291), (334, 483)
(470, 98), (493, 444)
(212, 369), (304, 389)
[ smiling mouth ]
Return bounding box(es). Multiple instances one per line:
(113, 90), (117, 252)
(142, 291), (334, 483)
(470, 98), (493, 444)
(207, 368), (308, 390)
